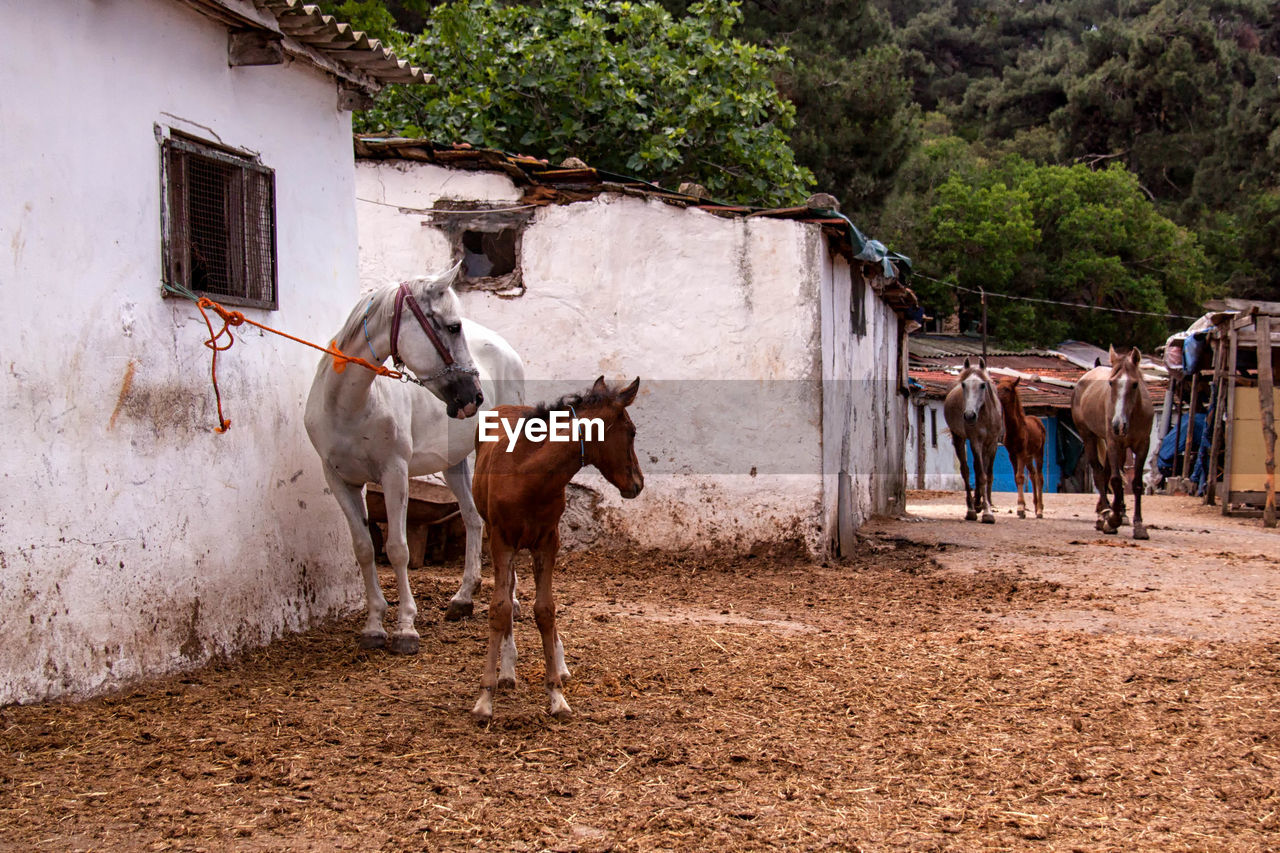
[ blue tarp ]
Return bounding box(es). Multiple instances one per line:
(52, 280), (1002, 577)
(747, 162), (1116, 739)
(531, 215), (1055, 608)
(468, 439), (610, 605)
(1158, 414), (1206, 477)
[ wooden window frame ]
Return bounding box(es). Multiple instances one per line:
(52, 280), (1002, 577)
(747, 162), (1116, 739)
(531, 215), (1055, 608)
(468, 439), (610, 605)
(161, 134), (278, 310)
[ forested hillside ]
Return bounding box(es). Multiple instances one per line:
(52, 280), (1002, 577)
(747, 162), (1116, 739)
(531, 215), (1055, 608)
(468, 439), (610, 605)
(322, 0), (1280, 348)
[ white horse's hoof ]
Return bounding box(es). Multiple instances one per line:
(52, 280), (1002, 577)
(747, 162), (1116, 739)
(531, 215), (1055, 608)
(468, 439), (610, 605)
(497, 674), (516, 691)
(512, 598), (523, 621)
(1134, 524), (1149, 540)
(1017, 509), (1026, 519)
(547, 690), (572, 720)
(444, 600), (473, 622)
(389, 632), (420, 655)
(358, 632), (387, 650)
(965, 510), (978, 521)
(981, 512), (995, 524)
(1036, 512), (1044, 519)
(471, 690), (493, 724)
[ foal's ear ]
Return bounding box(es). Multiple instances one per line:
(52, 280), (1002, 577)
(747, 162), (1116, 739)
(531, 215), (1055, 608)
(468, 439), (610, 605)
(592, 375), (609, 395)
(618, 377), (640, 407)
(1011, 375), (1021, 387)
(1129, 347), (1141, 366)
(1108, 344), (1119, 364)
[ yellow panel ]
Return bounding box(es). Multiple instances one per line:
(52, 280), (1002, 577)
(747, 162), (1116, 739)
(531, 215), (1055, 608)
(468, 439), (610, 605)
(1229, 387), (1279, 491)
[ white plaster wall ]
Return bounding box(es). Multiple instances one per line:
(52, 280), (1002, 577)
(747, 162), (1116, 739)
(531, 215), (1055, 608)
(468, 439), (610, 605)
(819, 254), (908, 552)
(0, 1), (361, 703)
(356, 162), (830, 553)
(905, 400), (965, 490)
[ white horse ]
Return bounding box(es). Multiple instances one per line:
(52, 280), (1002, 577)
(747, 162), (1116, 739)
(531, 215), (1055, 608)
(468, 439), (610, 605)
(304, 263), (525, 654)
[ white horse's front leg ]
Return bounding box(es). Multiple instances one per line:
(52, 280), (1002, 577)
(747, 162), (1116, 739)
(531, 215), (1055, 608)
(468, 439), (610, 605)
(323, 467), (388, 648)
(380, 465), (419, 654)
(443, 459), (483, 621)
(443, 460), (522, 622)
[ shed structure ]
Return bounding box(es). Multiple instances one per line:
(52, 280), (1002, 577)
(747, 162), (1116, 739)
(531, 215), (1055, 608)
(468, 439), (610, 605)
(353, 139), (918, 558)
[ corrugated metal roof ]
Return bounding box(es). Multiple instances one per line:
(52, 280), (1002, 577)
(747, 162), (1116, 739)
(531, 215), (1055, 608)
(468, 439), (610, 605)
(908, 334), (1056, 359)
(909, 347), (1168, 411)
(355, 136), (918, 311)
(259, 0), (430, 85)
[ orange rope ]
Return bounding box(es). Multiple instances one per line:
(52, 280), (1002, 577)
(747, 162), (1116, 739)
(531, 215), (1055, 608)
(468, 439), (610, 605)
(193, 296), (401, 433)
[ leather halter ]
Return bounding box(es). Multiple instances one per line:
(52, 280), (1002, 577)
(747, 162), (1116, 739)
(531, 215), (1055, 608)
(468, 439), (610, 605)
(387, 282), (478, 383)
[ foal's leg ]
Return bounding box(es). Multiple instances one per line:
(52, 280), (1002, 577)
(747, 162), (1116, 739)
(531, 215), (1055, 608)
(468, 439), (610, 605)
(380, 463), (420, 654)
(532, 534), (571, 719)
(1131, 439), (1150, 540)
(953, 436), (976, 521)
(1014, 455), (1028, 518)
(472, 531), (516, 724)
(323, 466), (388, 649)
(1033, 453), (1045, 519)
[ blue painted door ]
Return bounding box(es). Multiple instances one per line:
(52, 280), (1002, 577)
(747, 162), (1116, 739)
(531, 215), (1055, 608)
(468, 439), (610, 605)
(966, 417), (1061, 493)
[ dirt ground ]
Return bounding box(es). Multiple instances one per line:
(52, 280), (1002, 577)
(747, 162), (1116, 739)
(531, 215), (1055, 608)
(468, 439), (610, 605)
(2, 493), (1278, 851)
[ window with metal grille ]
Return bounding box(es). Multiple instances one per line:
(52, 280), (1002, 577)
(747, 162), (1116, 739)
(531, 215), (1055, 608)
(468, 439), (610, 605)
(162, 135), (277, 309)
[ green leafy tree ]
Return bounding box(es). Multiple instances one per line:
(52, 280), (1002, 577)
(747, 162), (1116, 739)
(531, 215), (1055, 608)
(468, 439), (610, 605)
(355, 0), (814, 206)
(918, 158), (1212, 349)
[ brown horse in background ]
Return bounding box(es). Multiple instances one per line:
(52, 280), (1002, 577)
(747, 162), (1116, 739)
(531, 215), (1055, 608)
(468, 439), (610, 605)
(996, 376), (1046, 519)
(944, 357), (1004, 524)
(1070, 346), (1154, 539)
(470, 377), (644, 723)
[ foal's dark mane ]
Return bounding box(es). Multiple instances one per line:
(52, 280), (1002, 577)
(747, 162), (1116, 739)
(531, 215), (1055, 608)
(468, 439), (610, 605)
(524, 386), (618, 424)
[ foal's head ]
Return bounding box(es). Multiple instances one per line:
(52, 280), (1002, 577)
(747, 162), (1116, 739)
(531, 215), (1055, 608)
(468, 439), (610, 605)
(579, 376), (644, 499)
(1106, 345), (1143, 437)
(995, 375), (1023, 413)
(958, 357), (995, 424)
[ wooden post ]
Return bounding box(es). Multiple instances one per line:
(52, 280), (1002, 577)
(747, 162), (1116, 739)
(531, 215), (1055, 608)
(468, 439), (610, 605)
(1206, 323), (1229, 505)
(980, 287), (988, 358)
(1258, 314), (1276, 527)
(916, 402), (927, 490)
(1222, 325), (1240, 514)
(1181, 372), (1199, 481)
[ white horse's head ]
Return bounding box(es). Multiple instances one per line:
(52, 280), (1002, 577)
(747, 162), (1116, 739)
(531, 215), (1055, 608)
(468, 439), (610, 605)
(959, 356), (995, 424)
(393, 262), (484, 419)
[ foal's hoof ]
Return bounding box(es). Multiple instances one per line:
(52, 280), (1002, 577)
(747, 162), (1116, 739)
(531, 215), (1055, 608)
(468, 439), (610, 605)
(1017, 509), (1027, 519)
(964, 510), (978, 522)
(444, 600), (473, 622)
(512, 599), (523, 621)
(389, 633), (420, 655)
(1133, 524), (1150, 541)
(1095, 517), (1106, 531)
(1036, 512), (1044, 520)
(497, 674), (516, 691)
(358, 632), (387, 650)
(980, 512), (995, 524)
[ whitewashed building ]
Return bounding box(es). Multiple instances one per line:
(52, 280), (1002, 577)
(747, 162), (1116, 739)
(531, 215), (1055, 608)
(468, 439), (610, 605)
(0, 2), (427, 703)
(354, 140), (918, 559)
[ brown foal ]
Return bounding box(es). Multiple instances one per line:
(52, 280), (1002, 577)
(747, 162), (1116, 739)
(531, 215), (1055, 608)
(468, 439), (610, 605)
(470, 377), (644, 723)
(996, 376), (1047, 519)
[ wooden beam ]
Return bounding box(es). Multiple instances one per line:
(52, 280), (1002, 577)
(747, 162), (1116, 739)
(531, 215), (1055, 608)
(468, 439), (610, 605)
(228, 28), (284, 66)
(1231, 307), (1259, 331)
(1222, 326), (1239, 514)
(1258, 314), (1276, 527)
(1181, 372), (1198, 480)
(337, 86), (374, 111)
(1205, 323), (1228, 505)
